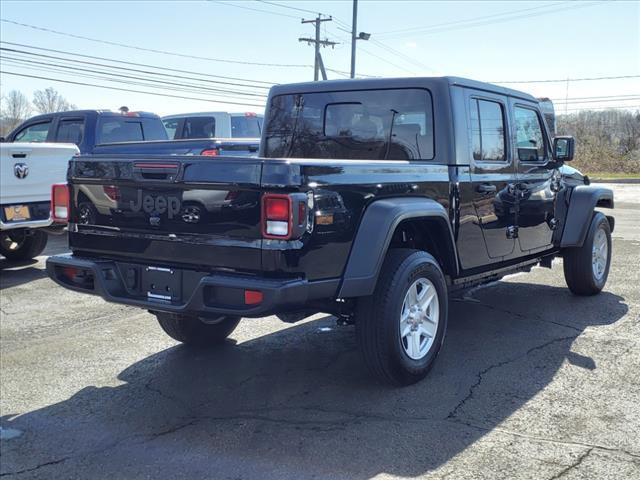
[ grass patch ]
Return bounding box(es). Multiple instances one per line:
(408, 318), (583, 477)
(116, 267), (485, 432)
(587, 172), (640, 180)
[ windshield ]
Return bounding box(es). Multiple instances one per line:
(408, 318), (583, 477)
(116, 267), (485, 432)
(97, 117), (168, 143)
(264, 88), (434, 160)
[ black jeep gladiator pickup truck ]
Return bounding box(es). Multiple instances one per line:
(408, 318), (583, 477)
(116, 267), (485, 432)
(47, 77), (614, 385)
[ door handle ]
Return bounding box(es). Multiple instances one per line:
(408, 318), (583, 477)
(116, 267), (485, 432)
(476, 184), (497, 194)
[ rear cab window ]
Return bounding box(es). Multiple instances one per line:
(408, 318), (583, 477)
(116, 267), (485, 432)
(163, 118), (180, 139)
(96, 116), (168, 143)
(264, 88), (434, 160)
(13, 121), (52, 142)
(182, 117), (216, 139)
(231, 115), (262, 138)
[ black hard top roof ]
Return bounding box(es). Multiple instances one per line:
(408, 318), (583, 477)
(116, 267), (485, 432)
(268, 76), (538, 103)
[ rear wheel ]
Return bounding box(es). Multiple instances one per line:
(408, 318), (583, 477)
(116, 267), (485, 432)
(563, 212), (612, 295)
(356, 249), (448, 386)
(0, 230), (48, 261)
(155, 312), (241, 346)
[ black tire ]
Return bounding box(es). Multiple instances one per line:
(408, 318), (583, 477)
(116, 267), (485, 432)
(355, 249), (448, 386)
(155, 312), (241, 346)
(0, 230), (48, 261)
(563, 212), (612, 296)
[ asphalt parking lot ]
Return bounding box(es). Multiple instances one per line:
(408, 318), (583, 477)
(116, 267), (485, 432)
(1, 183), (638, 480)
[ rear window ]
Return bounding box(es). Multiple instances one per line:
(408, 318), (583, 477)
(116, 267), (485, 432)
(264, 88), (434, 160)
(182, 117), (216, 139)
(163, 118), (180, 139)
(231, 115), (262, 138)
(97, 117), (168, 143)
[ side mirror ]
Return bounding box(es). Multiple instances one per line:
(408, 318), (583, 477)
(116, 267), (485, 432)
(0, 137), (5, 143)
(553, 136), (575, 162)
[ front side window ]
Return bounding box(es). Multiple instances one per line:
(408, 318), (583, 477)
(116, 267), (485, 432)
(14, 121), (51, 142)
(183, 117), (216, 139)
(514, 106), (546, 161)
(470, 99), (506, 161)
(56, 118), (84, 144)
(264, 88), (434, 160)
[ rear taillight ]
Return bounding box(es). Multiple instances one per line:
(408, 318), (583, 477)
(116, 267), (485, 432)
(201, 148), (219, 156)
(51, 184), (69, 222)
(262, 194), (292, 239)
(102, 185), (120, 201)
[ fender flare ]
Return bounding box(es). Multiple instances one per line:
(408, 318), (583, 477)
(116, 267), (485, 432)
(560, 185), (614, 248)
(338, 197), (458, 298)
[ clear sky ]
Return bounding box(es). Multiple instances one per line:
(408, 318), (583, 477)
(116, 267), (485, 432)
(0, 0), (638, 116)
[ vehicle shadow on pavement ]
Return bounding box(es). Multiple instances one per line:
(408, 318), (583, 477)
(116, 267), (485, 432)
(0, 283), (629, 479)
(0, 233), (68, 289)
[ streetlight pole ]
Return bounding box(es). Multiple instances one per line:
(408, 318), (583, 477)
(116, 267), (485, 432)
(350, 0), (358, 78)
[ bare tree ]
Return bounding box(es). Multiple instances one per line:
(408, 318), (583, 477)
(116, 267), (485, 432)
(0, 90), (32, 135)
(32, 87), (76, 114)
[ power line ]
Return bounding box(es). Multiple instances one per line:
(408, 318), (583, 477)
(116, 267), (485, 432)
(0, 18), (311, 68)
(375, 1), (606, 39)
(255, 0), (323, 16)
(0, 41), (275, 87)
(493, 74), (640, 84)
(0, 56), (268, 100)
(551, 94), (640, 102)
(553, 97), (640, 105)
(0, 71), (266, 107)
(375, 1), (568, 36)
(0, 47), (270, 95)
(209, 0), (301, 19)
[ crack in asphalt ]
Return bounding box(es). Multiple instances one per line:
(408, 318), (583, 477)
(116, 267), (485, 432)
(547, 447), (593, 480)
(446, 335), (578, 420)
(0, 456), (71, 477)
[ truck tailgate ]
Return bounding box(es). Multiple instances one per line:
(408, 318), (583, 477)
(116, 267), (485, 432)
(68, 155), (265, 272)
(1, 143), (78, 204)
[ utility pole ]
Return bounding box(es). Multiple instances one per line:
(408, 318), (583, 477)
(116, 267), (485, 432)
(299, 16), (337, 81)
(349, 0), (370, 79)
(350, 0), (358, 78)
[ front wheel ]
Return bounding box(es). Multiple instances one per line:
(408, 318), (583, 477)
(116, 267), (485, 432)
(356, 249), (448, 386)
(563, 212), (612, 296)
(0, 230), (48, 261)
(155, 312), (241, 346)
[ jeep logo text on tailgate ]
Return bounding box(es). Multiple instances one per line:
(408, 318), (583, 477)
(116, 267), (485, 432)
(129, 191), (181, 219)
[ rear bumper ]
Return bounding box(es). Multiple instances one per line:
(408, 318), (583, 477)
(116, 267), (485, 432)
(0, 218), (53, 231)
(46, 254), (338, 318)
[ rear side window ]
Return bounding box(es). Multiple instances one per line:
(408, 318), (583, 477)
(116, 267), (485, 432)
(56, 118), (84, 145)
(514, 106), (546, 161)
(231, 115), (262, 138)
(13, 121), (51, 142)
(470, 99), (506, 161)
(183, 117), (216, 138)
(97, 117), (168, 143)
(264, 88), (434, 160)
(163, 118), (180, 139)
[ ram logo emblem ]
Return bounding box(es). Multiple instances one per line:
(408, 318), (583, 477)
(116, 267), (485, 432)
(14, 163), (29, 179)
